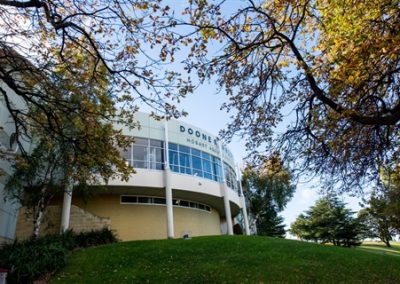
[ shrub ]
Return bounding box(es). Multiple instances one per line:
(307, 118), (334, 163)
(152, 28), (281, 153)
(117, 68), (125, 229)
(74, 228), (118, 248)
(233, 224), (243, 235)
(0, 239), (67, 284)
(0, 228), (117, 283)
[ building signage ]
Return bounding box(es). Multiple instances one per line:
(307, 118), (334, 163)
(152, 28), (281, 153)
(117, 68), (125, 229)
(180, 125), (218, 145)
(179, 125), (234, 163)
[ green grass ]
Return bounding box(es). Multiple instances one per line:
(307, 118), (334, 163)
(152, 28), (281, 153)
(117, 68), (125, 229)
(358, 241), (400, 257)
(51, 236), (400, 284)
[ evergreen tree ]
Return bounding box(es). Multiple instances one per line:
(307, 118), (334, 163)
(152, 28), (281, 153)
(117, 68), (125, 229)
(290, 196), (364, 247)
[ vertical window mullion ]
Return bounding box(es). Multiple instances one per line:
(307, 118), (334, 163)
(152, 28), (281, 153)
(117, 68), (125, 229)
(189, 148), (192, 173)
(177, 146), (180, 168)
(147, 139), (150, 169)
(200, 152), (203, 176)
(130, 141), (133, 166)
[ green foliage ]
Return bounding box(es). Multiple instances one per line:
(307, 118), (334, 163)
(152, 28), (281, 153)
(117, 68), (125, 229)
(233, 223), (243, 235)
(74, 228), (119, 248)
(358, 192), (397, 247)
(380, 166), (400, 232)
(0, 228), (117, 283)
(0, 238), (67, 284)
(256, 211), (286, 238)
(52, 236), (400, 283)
(291, 196), (364, 247)
(243, 154), (295, 237)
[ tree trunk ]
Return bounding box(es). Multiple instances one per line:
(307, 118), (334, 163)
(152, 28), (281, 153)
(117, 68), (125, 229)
(383, 239), (391, 247)
(32, 186), (47, 238)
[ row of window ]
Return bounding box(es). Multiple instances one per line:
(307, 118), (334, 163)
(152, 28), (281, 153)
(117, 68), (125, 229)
(168, 142), (223, 182)
(119, 138), (164, 170)
(120, 195), (211, 212)
(119, 137), (239, 191)
(224, 162), (240, 192)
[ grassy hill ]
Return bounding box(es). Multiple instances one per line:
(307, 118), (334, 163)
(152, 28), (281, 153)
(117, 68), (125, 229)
(358, 241), (400, 257)
(51, 236), (400, 284)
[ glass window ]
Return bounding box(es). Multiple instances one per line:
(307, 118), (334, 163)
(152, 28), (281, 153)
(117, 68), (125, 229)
(155, 163), (164, 170)
(204, 172), (212, 179)
(119, 146), (132, 161)
(179, 145), (190, 154)
(150, 140), (163, 148)
(179, 152), (191, 168)
(180, 166), (192, 175)
(192, 156), (202, 170)
(192, 156), (203, 177)
(121, 196), (137, 203)
(224, 162), (238, 190)
(133, 145), (147, 161)
(155, 148), (163, 162)
(170, 165), (179, 172)
(164, 142), (233, 184)
(202, 159), (212, 174)
(193, 169), (203, 177)
(119, 138), (165, 171)
(202, 152), (211, 160)
(121, 196), (211, 212)
(153, 198), (166, 204)
(132, 161), (147, 168)
(169, 142), (178, 151)
(169, 150), (179, 165)
(213, 162), (222, 182)
(212, 156), (220, 165)
(138, 196), (150, 203)
(191, 148), (201, 157)
(134, 137), (148, 146)
(149, 147), (163, 169)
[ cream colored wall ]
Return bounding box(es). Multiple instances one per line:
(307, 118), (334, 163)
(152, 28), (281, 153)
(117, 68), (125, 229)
(15, 205), (110, 240)
(72, 195), (221, 241)
(174, 207), (221, 238)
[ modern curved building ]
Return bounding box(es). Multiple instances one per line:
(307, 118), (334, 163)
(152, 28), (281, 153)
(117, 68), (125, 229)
(10, 112), (251, 241)
(56, 112), (250, 240)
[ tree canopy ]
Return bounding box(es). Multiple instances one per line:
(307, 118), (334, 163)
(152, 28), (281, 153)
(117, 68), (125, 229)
(2, 0), (399, 195)
(378, 166), (400, 232)
(178, 0), (400, 193)
(242, 154), (295, 237)
(358, 195), (397, 247)
(0, 0), (190, 157)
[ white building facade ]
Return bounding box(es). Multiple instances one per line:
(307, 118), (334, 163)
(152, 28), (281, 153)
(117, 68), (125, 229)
(2, 109), (250, 241)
